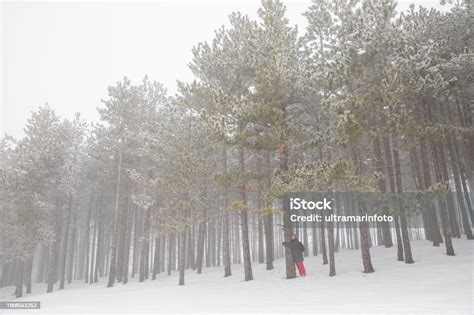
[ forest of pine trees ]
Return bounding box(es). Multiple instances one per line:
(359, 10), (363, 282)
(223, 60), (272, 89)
(0, 0), (472, 298)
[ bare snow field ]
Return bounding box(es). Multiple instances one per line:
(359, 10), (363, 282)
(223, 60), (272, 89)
(1, 239), (472, 315)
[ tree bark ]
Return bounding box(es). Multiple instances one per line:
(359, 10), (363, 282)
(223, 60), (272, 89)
(222, 144), (232, 277)
(420, 138), (443, 246)
(152, 236), (161, 280)
(107, 150), (122, 287)
(83, 190), (93, 283)
(122, 193), (134, 284)
(257, 195), (265, 264)
(392, 136), (414, 264)
(178, 225), (187, 285)
(239, 145), (253, 281)
(94, 193), (103, 283)
(67, 212), (77, 283)
(351, 145), (375, 272)
(196, 219), (206, 274)
(15, 259), (24, 298)
(59, 194), (73, 290)
(328, 219), (336, 276)
(25, 256), (33, 294)
(320, 219), (328, 265)
(359, 221), (375, 273)
(263, 152), (274, 270)
(373, 135), (393, 247)
(446, 136), (473, 239)
(47, 197), (62, 293)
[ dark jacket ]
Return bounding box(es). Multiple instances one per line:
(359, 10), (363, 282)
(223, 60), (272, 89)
(283, 239), (305, 263)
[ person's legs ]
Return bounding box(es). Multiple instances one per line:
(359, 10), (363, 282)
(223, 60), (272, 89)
(296, 262), (301, 275)
(300, 261), (306, 276)
(296, 261), (306, 276)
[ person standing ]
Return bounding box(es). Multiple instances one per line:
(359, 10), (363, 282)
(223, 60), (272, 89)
(283, 234), (306, 276)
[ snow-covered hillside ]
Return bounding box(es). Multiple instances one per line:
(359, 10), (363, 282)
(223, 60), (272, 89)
(1, 239), (472, 314)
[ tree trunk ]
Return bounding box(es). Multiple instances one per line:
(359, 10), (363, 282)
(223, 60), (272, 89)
(15, 259), (24, 298)
(420, 138), (443, 246)
(152, 236), (161, 280)
(178, 227), (187, 285)
(140, 206), (152, 282)
(47, 197), (62, 293)
(446, 136), (473, 239)
(196, 219), (206, 274)
(392, 136), (414, 264)
(167, 234), (173, 275)
(122, 193), (134, 284)
(94, 193), (103, 283)
(373, 135), (393, 247)
(320, 219), (328, 265)
(263, 152), (274, 270)
(67, 212), (77, 283)
(25, 256), (33, 294)
(222, 144), (232, 277)
(239, 145), (253, 281)
(59, 194), (73, 290)
(383, 135), (405, 260)
(432, 142), (456, 256)
(279, 153), (296, 279)
(351, 145), (375, 272)
(216, 216), (222, 267)
(132, 205), (139, 278)
(257, 195), (265, 264)
(107, 150), (122, 288)
(83, 191), (93, 283)
(89, 214), (97, 284)
(359, 221), (375, 273)
(328, 219), (336, 276)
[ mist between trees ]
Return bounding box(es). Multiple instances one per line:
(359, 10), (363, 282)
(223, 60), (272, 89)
(0, 0), (472, 298)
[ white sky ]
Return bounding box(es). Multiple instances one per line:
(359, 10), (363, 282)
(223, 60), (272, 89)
(1, 0), (447, 138)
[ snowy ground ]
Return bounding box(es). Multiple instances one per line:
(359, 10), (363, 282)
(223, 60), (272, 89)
(1, 239), (472, 315)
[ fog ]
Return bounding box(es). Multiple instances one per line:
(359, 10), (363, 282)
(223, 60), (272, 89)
(1, 0), (445, 138)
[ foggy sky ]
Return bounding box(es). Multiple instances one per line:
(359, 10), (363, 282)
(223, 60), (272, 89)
(1, 0), (447, 138)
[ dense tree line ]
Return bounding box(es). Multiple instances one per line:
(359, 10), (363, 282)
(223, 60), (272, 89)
(1, 0), (472, 297)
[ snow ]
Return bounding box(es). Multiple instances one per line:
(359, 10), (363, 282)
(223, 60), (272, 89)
(1, 239), (472, 314)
